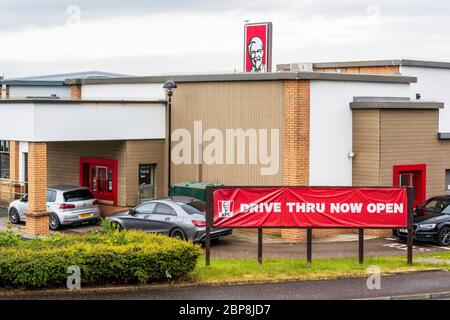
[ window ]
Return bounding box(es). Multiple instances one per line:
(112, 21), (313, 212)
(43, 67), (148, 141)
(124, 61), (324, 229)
(46, 190), (57, 203)
(138, 164), (156, 203)
(154, 203), (176, 216)
(134, 202), (157, 216)
(63, 189), (95, 202)
(0, 141), (10, 179)
(446, 170), (450, 191)
(422, 198), (450, 213)
(181, 204), (205, 216)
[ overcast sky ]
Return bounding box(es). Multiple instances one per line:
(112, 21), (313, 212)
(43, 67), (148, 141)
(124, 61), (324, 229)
(1, 0), (450, 77)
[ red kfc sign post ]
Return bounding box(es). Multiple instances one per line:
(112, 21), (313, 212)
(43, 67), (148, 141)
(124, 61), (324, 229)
(244, 22), (273, 73)
(204, 186), (415, 266)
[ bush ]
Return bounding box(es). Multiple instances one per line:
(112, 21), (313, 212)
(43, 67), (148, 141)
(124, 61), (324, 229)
(0, 230), (201, 288)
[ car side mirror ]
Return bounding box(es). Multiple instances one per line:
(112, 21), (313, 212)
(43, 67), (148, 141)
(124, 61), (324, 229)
(129, 209), (136, 216)
(21, 196), (28, 202)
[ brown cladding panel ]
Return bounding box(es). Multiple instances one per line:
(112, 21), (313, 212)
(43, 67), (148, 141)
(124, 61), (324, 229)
(171, 81), (284, 186)
(379, 109), (450, 198)
(125, 140), (165, 206)
(352, 109), (381, 186)
(47, 141), (127, 206)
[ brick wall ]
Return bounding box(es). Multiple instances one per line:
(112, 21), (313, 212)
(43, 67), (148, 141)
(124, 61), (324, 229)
(314, 66), (400, 75)
(71, 84), (82, 100)
(281, 80), (310, 240)
(25, 142), (49, 235)
(9, 141), (19, 181)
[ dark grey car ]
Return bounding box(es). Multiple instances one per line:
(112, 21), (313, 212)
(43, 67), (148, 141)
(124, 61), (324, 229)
(108, 196), (232, 243)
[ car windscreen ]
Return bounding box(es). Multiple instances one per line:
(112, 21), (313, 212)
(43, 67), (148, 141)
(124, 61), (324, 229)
(422, 198), (450, 213)
(63, 189), (95, 202)
(181, 203), (205, 216)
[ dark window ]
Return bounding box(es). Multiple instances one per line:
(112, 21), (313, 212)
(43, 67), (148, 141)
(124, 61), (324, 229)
(181, 204), (205, 216)
(154, 203), (176, 216)
(46, 190), (57, 203)
(63, 189), (95, 202)
(0, 141), (10, 179)
(423, 198), (450, 213)
(134, 202), (157, 216)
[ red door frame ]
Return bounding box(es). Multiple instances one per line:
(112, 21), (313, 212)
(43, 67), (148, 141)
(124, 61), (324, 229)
(393, 164), (426, 207)
(79, 157), (118, 205)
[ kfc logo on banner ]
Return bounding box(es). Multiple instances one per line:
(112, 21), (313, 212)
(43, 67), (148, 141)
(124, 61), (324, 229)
(218, 200), (234, 218)
(244, 22), (273, 73)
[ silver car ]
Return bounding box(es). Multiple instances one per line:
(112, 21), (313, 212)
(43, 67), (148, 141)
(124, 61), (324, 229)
(108, 196), (232, 243)
(8, 185), (101, 230)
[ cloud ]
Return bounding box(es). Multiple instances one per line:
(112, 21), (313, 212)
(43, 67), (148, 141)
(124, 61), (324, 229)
(1, 0), (450, 77)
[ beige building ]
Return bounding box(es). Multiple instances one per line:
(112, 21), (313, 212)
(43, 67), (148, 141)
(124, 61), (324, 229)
(1, 61), (449, 239)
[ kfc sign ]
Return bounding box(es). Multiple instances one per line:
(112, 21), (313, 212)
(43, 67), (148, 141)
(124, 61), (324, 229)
(213, 187), (408, 228)
(244, 22), (273, 73)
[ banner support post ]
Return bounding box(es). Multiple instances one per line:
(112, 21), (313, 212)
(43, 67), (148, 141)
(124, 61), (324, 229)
(205, 185), (214, 267)
(307, 228), (313, 265)
(407, 186), (415, 265)
(358, 229), (364, 265)
(258, 227), (263, 264)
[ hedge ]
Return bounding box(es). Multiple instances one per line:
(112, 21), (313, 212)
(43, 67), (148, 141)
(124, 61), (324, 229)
(0, 230), (201, 288)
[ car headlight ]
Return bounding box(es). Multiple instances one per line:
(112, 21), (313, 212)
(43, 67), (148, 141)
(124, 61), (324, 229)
(419, 224), (436, 230)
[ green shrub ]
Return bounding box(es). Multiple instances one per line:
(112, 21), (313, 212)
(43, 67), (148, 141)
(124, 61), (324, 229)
(0, 230), (201, 288)
(0, 223), (22, 247)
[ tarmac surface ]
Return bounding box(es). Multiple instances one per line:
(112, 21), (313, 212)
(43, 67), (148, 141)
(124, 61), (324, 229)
(1, 270), (450, 300)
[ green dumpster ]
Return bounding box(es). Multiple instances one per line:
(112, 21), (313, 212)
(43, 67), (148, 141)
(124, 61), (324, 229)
(170, 182), (223, 201)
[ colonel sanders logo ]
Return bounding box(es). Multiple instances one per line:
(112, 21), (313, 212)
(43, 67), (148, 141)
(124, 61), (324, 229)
(247, 37), (266, 73)
(218, 200), (234, 218)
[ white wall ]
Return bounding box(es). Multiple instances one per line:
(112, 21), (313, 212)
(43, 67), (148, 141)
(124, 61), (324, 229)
(8, 86), (71, 99)
(82, 83), (165, 100)
(401, 66), (450, 132)
(0, 102), (165, 142)
(18, 141), (28, 182)
(309, 80), (410, 187)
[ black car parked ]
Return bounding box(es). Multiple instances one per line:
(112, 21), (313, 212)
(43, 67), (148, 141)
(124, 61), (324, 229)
(393, 195), (450, 246)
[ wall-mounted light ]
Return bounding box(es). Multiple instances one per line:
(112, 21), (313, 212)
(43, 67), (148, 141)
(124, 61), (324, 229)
(348, 152), (355, 159)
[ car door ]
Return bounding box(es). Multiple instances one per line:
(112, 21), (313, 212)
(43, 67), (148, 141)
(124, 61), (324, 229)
(17, 194), (29, 220)
(150, 203), (178, 234)
(125, 202), (157, 230)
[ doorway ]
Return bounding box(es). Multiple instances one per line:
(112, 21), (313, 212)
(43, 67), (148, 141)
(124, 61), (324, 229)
(80, 157), (118, 205)
(393, 164), (426, 208)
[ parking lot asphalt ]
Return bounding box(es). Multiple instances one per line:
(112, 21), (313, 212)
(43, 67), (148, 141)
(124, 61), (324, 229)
(206, 230), (450, 259)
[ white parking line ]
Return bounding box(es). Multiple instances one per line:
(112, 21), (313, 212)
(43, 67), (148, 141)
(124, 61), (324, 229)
(384, 237), (450, 251)
(423, 244), (450, 251)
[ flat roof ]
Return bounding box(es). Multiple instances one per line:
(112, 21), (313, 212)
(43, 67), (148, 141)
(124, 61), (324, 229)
(313, 59), (450, 70)
(1, 71), (131, 86)
(64, 71), (416, 85)
(0, 98), (165, 104)
(350, 97), (444, 110)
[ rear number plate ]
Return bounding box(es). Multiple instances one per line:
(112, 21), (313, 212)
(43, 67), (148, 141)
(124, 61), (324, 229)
(399, 228), (408, 233)
(79, 213), (94, 219)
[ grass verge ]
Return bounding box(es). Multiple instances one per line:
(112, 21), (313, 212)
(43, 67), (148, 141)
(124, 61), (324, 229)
(188, 254), (450, 285)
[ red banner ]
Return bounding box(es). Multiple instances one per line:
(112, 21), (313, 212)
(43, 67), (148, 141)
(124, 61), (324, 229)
(213, 187), (408, 228)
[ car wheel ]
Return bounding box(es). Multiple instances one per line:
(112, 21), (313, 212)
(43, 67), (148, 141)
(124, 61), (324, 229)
(170, 228), (187, 241)
(49, 213), (61, 230)
(8, 208), (20, 224)
(90, 218), (99, 225)
(111, 221), (123, 231)
(438, 226), (450, 246)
